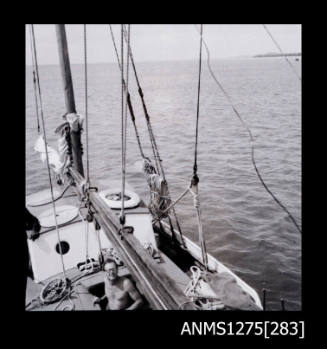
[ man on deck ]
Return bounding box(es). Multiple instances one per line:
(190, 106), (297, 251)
(93, 258), (144, 310)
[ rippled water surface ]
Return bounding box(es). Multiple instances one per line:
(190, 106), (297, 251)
(26, 57), (301, 310)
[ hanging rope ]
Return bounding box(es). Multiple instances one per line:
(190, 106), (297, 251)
(30, 24), (68, 279)
(194, 25), (302, 235)
(262, 24), (301, 82)
(29, 25), (41, 134)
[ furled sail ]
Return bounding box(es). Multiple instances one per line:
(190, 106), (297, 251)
(143, 158), (171, 219)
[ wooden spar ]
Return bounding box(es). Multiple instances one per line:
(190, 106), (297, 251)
(55, 24), (84, 177)
(69, 168), (196, 310)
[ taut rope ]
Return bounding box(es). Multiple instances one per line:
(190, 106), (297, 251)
(83, 24), (90, 184)
(108, 25), (146, 159)
(120, 24), (131, 226)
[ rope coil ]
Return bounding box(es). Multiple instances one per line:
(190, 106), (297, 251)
(40, 278), (71, 305)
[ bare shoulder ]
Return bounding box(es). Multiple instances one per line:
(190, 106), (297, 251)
(123, 277), (136, 291)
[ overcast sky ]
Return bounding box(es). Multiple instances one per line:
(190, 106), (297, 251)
(26, 24), (301, 65)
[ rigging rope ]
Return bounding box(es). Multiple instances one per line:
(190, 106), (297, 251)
(262, 24), (301, 82)
(193, 25), (302, 235)
(122, 26), (162, 176)
(120, 25), (125, 226)
(83, 24), (93, 247)
(28, 25), (41, 134)
(122, 25), (186, 247)
(108, 25), (186, 247)
(83, 25), (90, 184)
(123, 25), (131, 221)
(120, 25), (131, 226)
(192, 24), (208, 269)
(30, 24), (68, 279)
(108, 24), (146, 159)
(193, 24), (203, 178)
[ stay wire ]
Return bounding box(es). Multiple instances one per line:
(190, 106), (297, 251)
(262, 25), (301, 82)
(83, 24), (91, 265)
(194, 24), (203, 177)
(194, 25), (302, 235)
(83, 25), (90, 185)
(121, 24), (131, 225)
(108, 24), (146, 159)
(123, 25), (131, 173)
(120, 25), (125, 225)
(30, 25), (68, 278)
(122, 26), (162, 177)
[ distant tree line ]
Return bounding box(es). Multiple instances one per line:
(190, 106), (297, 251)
(254, 52), (301, 58)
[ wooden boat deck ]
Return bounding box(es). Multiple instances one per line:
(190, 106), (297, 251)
(25, 181), (262, 310)
(26, 249), (190, 311)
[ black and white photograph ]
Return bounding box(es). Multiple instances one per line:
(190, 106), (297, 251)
(25, 24), (301, 318)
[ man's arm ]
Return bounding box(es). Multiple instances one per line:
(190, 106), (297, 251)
(123, 278), (144, 310)
(93, 295), (107, 305)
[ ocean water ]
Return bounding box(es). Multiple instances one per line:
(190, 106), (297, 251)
(25, 57), (302, 310)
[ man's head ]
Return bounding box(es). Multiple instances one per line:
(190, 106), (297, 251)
(104, 258), (118, 281)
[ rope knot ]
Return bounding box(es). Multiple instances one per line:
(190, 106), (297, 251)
(189, 187), (200, 209)
(193, 194), (200, 208)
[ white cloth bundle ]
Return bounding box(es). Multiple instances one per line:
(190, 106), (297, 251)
(34, 135), (65, 174)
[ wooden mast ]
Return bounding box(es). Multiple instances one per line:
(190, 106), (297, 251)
(55, 24), (84, 176)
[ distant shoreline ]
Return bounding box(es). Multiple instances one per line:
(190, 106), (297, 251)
(254, 53), (301, 58)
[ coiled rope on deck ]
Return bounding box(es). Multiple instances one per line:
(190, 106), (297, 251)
(193, 25), (302, 235)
